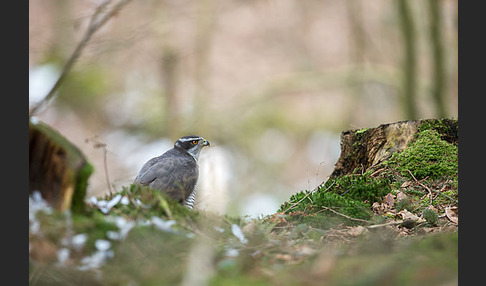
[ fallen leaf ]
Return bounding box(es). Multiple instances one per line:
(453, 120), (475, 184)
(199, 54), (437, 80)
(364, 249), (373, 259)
(384, 193), (396, 208)
(274, 253), (292, 262)
(445, 207), (458, 224)
(425, 205), (439, 213)
(396, 191), (408, 202)
(398, 210), (425, 223)
(372, 202), (384, 213)
(401, 181), (412, 188)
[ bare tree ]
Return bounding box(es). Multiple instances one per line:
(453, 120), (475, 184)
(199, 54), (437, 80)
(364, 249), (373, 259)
(427, 0), (447, 118)
(398, 0), (418, 119)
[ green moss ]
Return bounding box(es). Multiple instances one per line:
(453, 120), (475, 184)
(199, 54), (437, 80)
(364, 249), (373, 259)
(72, 162), (94, 213)
(72, 212), (118, 252)
(422, 208), (439, 226)
(385, 129), (457, 180)
(107, 184), (199, 222)
(278, 174), (391, 228)
(418, 118), (458, 145)
(355, 128), (369, 140)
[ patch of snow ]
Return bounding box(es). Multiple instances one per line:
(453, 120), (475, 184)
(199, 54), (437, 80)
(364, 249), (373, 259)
(151, 216), (176, 233)
(231, 224), (248, 244)
(72, 233), (88, 251)
(95, 239), (111, 252)
(120, 196), (130, 205)
(78, 249), (114, 271)
(225, 248), (239, 257)
(57, 248), (70, 265)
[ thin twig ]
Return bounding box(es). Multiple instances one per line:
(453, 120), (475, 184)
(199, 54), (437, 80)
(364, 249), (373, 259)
(366, 220), (404, 229)
(406, 169), (458, 204)
(369, 167), (385, 178)
(29, 0), (133, 117)
(407, 170), (433, 203)
(102, 147), (113, 196)
(320, 206), (370, 224)
(283, 181), (335, 213)
(87, 137), (114, 195)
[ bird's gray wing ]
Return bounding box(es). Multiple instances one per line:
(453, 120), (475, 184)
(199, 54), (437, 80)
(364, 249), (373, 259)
(133, 157), (159, 184)
(136, 157), (177, 186)
(135, 156), (198, 202)
(133, 156), (163, 184)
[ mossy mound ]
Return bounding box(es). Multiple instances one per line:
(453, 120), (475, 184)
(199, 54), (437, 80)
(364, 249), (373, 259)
(278, 174), (391, 228)
(278, 118), (458, 230)
(29, 118), (94, 213)
(100, 184), (199, 221)
(385, 127), (458, 180)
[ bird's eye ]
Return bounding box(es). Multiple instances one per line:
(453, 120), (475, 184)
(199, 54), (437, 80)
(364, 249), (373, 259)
(192, 140), (198, 145)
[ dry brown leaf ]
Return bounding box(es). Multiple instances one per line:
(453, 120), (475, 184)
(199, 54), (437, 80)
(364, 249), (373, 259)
(274, 253), (292, 262)
(401, 181), (412, 188)
(396, 191), (408, 202)
(372, 201), (384, 213)
(384, 193), (396, 208)
(398, 210), (425, 223)
(445, 207), (458, 224)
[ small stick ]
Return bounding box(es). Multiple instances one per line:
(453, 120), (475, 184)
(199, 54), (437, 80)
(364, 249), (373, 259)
(406, 170), (457, 204)
(283, 181), (335, 213)
(320, 206), (369, 224)
(366, 220), (404, 229)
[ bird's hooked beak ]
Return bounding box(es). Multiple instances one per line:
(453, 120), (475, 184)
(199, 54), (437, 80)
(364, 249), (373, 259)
(203, 139), (210, 147)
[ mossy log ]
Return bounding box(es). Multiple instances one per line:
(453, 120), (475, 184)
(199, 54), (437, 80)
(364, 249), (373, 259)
(29, 118), (93, 213)
(330, 118), (458, 178)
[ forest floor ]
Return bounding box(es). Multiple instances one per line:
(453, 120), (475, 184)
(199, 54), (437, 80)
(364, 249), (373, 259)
(29, 119), (458, 285)
(29, 174), (458, 286)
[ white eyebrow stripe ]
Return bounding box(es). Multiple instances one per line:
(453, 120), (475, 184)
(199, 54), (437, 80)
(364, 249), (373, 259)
(178, 137), (203, 142)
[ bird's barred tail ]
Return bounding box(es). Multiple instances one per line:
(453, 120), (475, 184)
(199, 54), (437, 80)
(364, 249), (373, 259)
(184, 189), (197, 209)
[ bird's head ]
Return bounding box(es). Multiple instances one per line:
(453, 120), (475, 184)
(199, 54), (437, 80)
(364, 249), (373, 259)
(174, 135), (210, 161)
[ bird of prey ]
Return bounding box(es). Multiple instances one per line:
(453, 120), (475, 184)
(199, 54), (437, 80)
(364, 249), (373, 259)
(133, 135), (210, 209)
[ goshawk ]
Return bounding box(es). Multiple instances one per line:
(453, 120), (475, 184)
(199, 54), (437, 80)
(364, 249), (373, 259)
(133, 135), (210, 209)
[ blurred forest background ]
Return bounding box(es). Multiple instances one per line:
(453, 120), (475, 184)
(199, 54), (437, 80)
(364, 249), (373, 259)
(29, 0), (458, 217)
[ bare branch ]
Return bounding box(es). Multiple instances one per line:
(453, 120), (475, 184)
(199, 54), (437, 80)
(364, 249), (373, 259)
(29, 0), (133, 117)
(320, 206), (370, 224)
(406, 169), (457, 204)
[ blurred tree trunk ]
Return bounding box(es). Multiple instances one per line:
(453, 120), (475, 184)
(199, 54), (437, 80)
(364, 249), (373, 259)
(150, 1), (181, 140)
(192, 0), (217, 134)
(29, 119), (93, 213)
(160, 46), (180, 140)
(345, 0), (366, 125)
(451, 0), (458, 113)
(427, 0), (447, 118)
(48, 0), (72, 61)
(397, 0), (418, 119)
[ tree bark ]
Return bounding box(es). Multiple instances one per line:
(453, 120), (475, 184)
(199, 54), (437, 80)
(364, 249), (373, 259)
(330, 118), (457, 178)
(29, 119), (93, 213)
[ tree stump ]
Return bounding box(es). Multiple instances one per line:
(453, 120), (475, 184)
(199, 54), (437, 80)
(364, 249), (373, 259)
(29, 118), (93, 213)
(330, 118), (458, 178)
